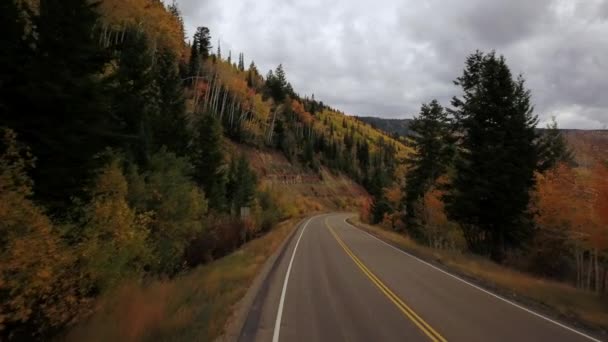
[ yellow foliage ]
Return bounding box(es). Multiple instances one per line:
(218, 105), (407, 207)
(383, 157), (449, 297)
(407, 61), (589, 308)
(81, 158), (151, 291)
(98, 0), (186, 56)
(0, 130), (84, 334)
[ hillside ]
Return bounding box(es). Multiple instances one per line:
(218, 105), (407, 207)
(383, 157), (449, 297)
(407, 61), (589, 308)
(234, 143), (370, 213)
(0, 1), (411, 339)
(356, 116), (414, 137)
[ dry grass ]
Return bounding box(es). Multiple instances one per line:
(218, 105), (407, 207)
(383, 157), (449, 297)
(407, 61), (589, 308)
(65, 219), (298, 342)
(349, 218), (608, 333)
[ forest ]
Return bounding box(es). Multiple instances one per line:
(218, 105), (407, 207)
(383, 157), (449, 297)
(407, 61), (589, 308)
(0, 0), (403, 339)
(0, 0), (606, 340)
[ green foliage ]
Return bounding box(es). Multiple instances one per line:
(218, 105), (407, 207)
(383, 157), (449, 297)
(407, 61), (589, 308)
(81, 157), (152, 292)
(445, 51), (539, 262)
(404, 100), (455, 238)
(152, 47), (190, 156)
(227, 155), (257, 214)
(265, 64), (289, 102)
(189, 26), (212, 77)
(537, 117), (574, 172)
(127, 148), (207, 275)
(0, 0), (112, 209)
(192, 114), (227, 210)
(110, 26), (160, 164)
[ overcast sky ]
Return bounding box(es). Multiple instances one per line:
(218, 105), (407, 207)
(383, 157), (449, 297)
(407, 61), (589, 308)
(174, 0), (607, 129)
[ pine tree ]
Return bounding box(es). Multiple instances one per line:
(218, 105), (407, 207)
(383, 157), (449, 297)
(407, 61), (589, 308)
(2, 0), (112, 208)
(192, 114), (227, 210)
(247, 61), (258, 88)
(445, 51), (539, 261)
(266, 64), (288, 102)
(111, 26), (160, 165)
(404, 100), (454, 237)
(193, 26), (212, 59)
(227, 155), (257, 214)
(152, 47), (190, 156)
(189, 40), (199, 77)
(238, 53), (245, 71)
(537, 117), (574, 172)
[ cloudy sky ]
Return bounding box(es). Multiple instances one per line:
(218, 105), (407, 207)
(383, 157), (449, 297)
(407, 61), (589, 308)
(174, 0), (608, 129)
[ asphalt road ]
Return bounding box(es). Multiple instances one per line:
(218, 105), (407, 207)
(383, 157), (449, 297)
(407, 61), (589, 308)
(239, 213), (602, 342)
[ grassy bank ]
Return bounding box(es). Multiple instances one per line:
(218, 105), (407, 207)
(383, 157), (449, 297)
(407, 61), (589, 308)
(348, 218), (608, 335)
(65, 218), (299, 342)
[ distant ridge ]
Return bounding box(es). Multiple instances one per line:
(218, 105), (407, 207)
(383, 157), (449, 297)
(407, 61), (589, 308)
(356, 116), (413, 137)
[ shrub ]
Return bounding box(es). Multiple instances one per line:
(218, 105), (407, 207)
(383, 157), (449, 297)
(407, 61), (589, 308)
(0, 129), (84, 338)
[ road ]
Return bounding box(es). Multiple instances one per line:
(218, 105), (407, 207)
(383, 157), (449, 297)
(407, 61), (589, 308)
(239, 213), (601, 342)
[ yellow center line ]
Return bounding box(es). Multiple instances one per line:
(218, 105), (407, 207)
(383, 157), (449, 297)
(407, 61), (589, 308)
(326, 218), (447, 342)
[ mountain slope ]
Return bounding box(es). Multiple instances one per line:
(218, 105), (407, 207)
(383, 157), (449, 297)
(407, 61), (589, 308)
(356, 116), (413, 137)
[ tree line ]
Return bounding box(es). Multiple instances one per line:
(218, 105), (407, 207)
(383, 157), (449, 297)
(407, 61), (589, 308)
(400, 51), (608, 293)
(0, 0), (276, 339)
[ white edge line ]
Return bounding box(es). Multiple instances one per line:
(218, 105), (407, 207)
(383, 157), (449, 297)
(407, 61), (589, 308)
(271, 216), (314, 342)
(343, 217), (603, 342)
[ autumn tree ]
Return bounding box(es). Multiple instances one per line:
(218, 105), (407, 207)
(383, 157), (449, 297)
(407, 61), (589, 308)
(445, 51), (539, 262)
(0, 130), (84, 338)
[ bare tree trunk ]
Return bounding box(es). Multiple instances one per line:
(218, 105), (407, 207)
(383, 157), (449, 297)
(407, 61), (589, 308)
(229, 96), (237, 127)
(203, 73), (215, 113)
(219, 89), (228, 120)
(268, 109), (277, 143)
(213, 82), (222, 114)
(192, 69), (202, 112)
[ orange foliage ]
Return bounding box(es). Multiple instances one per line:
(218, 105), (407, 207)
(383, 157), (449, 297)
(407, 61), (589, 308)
(0, 130), (84, 334)
(291, 99), (313, 125)
(591, 163), (608, 250)
(533, 164), (594, 246)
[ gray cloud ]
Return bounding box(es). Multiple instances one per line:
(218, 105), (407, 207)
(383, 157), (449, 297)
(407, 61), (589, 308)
(173, 0), (608, 129)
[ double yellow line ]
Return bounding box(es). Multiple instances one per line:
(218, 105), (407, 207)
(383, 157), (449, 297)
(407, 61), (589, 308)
(326, 219), (447, 342)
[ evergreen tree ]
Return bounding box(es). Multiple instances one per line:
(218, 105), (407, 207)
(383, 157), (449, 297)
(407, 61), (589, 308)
(189, 26), (212, 76)
(404, 100), (454, 237)
(192, 114), (227, 210)
(152, 48), (190, 156)
(189, 40), (199, 77)
(2, 0), (112, 208)
(356, 140), (370, 169)
(537, 117), (574, 172)
(266, 64), (288, 102)
(111, 26), (160, 165)
(238, 53), (245, 71)
(227, 155), (257, 213)
(445, 51), (539, 262)
(247, 61), (259, 88)
(193, 26), (212, 59)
